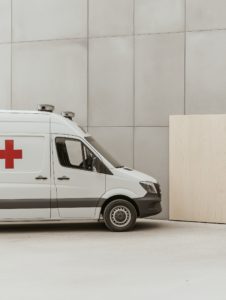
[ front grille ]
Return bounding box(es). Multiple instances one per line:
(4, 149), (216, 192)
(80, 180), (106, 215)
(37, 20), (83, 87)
(155, 183), (162, 198)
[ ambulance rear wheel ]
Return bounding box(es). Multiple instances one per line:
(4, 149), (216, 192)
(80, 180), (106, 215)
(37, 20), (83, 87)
(103, 200), (137, 232)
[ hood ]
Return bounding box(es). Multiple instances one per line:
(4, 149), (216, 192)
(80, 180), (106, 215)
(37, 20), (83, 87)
(112, 167), (157, 184)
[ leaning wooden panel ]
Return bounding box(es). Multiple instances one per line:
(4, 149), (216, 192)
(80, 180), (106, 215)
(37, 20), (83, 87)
(169, 115), (226, 223)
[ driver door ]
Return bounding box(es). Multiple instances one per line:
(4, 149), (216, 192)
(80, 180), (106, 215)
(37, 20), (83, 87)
(52, 135), (105, 218)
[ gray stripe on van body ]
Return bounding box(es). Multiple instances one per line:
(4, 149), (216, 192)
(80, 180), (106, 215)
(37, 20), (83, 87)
(0, 199), (50, 209)
(57, 198), (100, 208)
(51, 198), (58, 209)
(0, 198), (101, 209)
(0, 195), (162, 218)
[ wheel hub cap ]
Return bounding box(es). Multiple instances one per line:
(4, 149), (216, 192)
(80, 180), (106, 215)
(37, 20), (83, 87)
(110, 206), (131, 227)
(115, 211), (126, 222)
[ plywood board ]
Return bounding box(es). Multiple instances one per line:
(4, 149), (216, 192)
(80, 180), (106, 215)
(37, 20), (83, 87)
(170, 115), (226, 223)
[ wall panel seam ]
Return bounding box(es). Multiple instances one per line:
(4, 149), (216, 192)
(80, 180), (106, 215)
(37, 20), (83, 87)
(136, 31), (184, 36)
(89, 34), (134, 39)
(88, 126), (169, 128)
(186, 28), (226, 33)
(7, 30), (207, 46)
(11, 37), (88, 44)
(133, 0), (135, 169)
(184, 0), (186, 115)
(87, 0), (89, 130)
(10, 0), (12, 110)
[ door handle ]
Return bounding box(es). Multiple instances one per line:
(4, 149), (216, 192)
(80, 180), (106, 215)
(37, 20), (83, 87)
(58, 176), (70, 180)
(36, 175), (48, 180)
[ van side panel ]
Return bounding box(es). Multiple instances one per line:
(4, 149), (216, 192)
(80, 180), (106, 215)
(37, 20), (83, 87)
(0, 114), (51, 219)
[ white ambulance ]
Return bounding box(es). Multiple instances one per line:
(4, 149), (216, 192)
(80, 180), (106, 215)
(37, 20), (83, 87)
(0, 105), (162, 231)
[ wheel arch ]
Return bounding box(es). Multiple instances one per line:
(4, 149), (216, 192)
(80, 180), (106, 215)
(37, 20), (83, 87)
(100, 195), (140, 217)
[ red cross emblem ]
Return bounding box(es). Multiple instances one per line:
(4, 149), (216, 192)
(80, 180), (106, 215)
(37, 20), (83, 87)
(0, 140), (22, 169)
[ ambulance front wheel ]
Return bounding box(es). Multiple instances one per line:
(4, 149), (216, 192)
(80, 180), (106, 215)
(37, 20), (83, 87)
(103, 200), (137, 232)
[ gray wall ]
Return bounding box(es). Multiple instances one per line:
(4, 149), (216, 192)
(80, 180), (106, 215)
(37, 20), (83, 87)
(1, 0), (226, 219)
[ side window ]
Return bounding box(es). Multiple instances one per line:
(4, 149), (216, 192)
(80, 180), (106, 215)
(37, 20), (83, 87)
(66, 140), (83, 167)
(55, 137), (97, 172)
(83, 144), (96, 171)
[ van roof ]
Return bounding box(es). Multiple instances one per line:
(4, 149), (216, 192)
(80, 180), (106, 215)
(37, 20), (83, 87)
(0, 110), (51, 115)
(0, 110), (89, 137)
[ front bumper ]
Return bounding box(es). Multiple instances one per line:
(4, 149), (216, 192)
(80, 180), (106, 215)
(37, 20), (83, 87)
(133, 183), (162, 218)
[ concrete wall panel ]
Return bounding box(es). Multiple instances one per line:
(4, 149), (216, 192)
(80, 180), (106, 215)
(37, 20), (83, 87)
(89, 0), (133, 37)
(12, 39), (87, 126)
(186, 30), (226, 115)
(88, 127), (133, 168)
(0, 0), (11, 43)
(134, 127), (169, 219)
(0, 44), (11, 109)
(135, 0), (184, 34)
(89, 36), (133, 126)
(187, 0), (226, 31)
(135, 33), (184, 126)
(12, 0), (87, 42)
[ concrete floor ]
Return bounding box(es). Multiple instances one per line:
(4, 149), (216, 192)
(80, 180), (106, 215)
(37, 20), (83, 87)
(0, 219), (226, 300)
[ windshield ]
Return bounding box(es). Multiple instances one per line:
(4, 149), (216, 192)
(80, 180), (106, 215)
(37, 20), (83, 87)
(85, 136), (123, 168)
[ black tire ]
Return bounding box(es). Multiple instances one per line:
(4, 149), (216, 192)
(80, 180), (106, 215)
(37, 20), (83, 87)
(103, 199), (137, 232)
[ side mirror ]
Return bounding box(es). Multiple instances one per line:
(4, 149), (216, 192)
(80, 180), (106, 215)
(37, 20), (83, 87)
(93, 157), (101, 173)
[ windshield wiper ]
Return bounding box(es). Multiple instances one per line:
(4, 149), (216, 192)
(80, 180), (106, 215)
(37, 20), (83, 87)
(116, 165), (124, 168)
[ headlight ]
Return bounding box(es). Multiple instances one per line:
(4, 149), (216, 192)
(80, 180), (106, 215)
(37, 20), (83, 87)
(140, 181), (157, 194)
